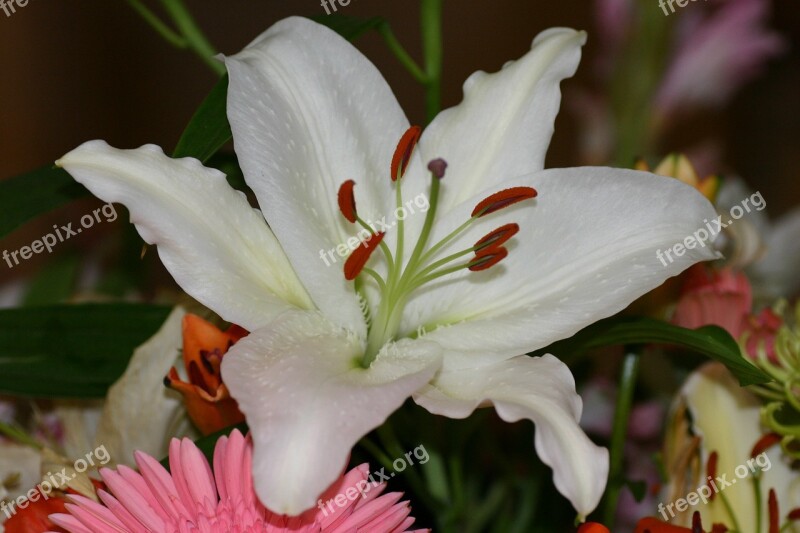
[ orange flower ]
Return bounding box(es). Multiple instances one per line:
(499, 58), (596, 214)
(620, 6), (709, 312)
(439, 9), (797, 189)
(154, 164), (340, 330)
(578, 523), (611, 533)
(164, 314), (247, 435)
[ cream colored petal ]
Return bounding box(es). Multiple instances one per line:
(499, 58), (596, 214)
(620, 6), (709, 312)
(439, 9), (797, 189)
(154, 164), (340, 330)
(676, 363), (800, 531)
(94, 308), (196, 467)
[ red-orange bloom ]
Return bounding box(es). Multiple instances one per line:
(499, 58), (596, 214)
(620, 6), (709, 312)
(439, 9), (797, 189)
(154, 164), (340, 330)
(3, 489), (68, 533)
(577, 523), (611, 533)
(165, 314), (248, 435)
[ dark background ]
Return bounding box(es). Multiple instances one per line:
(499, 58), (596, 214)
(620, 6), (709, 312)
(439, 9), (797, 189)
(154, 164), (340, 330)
(1, 0), (798, 285)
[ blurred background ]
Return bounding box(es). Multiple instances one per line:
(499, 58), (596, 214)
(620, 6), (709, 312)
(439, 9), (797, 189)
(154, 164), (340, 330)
(1, 0), (799, 293)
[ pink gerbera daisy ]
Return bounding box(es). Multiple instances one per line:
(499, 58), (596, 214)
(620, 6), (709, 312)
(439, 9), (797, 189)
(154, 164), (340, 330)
(48, 430), (427, 532)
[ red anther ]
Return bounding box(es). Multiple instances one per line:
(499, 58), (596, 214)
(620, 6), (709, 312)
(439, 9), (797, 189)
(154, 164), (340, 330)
(338, 180), (357, 223)
(391, 125), (422, 181)
(469, 247), (508, 272)
(788, 508), (800, 521)
(691, 511), (703, 533)
(769, 489), (779, 533)
(634, 517), (700, 532)
(706, 451), (718, 501)
(344, 232), (385, 281)
(751, 432), (781, 458)
(472, 187), (538, 218)
(474, 223), (519, 251)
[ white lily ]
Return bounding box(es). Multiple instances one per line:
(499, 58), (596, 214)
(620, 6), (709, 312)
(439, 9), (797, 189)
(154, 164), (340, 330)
(664, 363), (800, 532)
(56, 17), (720, 517)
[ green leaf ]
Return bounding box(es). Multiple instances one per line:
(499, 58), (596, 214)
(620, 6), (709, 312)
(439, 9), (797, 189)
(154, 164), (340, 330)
(0, 166), (89, 239)
(173, 74), (231, 162)
(22, 254), (81, 306)
(0, 303), (172, 398)
(624, 479), (648, 503)
(533, 317), (771, 386)
(310, 14), (385, 41)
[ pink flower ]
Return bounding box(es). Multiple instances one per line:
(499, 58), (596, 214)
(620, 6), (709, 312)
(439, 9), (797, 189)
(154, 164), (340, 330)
(741, 306), (783, 363)
(671, 265), (752, 338)
(655, 0), (786, 115)
(49, 430), (427, 532)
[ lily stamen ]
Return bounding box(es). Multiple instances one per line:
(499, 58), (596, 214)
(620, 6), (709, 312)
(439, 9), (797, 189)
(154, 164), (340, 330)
(769, 489), (779, 533)
(337, 179), (357, 223)
(391, 126), (422, 181)
(469, 247), (509, 272)
(472, 186), (538, 217)
(340, 127), (537, 366)
(344, 232), (386, 281)
(474, 223), (520, 252)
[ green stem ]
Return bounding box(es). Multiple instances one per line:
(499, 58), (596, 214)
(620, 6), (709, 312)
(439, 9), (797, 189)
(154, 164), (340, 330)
(357, 216), (394, 272)
(361, 268), (387, 292)
(609, 3), (671, 165)
(159, 0), (225, 75)
(376, 424), (435, 505)
(420, 0), (443, 123)
(753, 474), (763, 533)
(0, 421), (42, 450)
(409, 245), (473, 286)
(126, 0), (224, 75)
(401, 174), (441, 286)
(718, 489), (744, 533)
(124, 0), (186, 47)
(602, 351), (640, 526)
(378, 23), (428, 84)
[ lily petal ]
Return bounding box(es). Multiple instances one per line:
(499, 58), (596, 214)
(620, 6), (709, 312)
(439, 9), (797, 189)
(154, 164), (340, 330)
(221, 310), (442, 515)
(94, 307), (195, 466)
(56, 142), (312, 332)
(677, 363), (800, 530)
(224, 17), (412, 336)
(417, 28), (587, 213)
(414, 354), (608, 517)
(402, 167), (721, 370)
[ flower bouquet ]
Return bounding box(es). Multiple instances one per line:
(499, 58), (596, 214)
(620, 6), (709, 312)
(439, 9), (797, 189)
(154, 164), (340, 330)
(1, 0), (797, 531)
